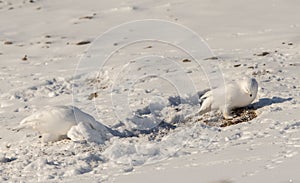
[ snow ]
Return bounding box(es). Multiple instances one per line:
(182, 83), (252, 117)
(0, 0), (300, 182)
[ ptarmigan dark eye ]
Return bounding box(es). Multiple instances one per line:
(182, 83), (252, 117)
(250, 94), (252, 97)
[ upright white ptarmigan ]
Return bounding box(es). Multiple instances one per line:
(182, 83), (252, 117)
(199, 77), (258, 119)
(19, 105), (111, 143)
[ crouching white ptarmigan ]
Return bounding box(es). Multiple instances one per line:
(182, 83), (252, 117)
(19, 105), (111, 143)
(199, 77), (258, 119)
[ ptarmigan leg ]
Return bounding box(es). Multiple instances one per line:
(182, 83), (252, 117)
(222, 106), (234, 119)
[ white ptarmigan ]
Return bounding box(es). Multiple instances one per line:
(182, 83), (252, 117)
(19, 105), (111, 143)
(199, 77), (258, 119)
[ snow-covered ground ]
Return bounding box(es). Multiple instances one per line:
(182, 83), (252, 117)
(0, 0), (299, 182)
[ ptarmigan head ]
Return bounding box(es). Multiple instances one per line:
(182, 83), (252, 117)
(240, 77), (258, 100)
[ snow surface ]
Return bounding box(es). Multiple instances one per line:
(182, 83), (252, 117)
(0, 0), (300, 183)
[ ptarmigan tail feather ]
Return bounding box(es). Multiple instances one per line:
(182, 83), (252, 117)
(199, 107), (210, 115)
(199, 90), (213, 115)
(14, 117), (40, 131)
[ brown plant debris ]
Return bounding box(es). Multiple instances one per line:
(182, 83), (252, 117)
(203, 108), (257, 127)
(22, 55), (28, 61)
(4, 41), (13, 45)
(182, 58), (192, 62)
(255, 51), (270, 56)
(76, 40), (91, 45)
(88, 92), (98, 100)
(220, 108), (257, 127)
(204, 56), (218, 60)
(79, 16), (93, 20)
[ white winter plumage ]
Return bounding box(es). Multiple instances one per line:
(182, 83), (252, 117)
(199, 77), (258, 119)
(19, 105), (111, 143)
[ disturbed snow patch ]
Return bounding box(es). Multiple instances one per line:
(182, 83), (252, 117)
(2, 116), (221, 182)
